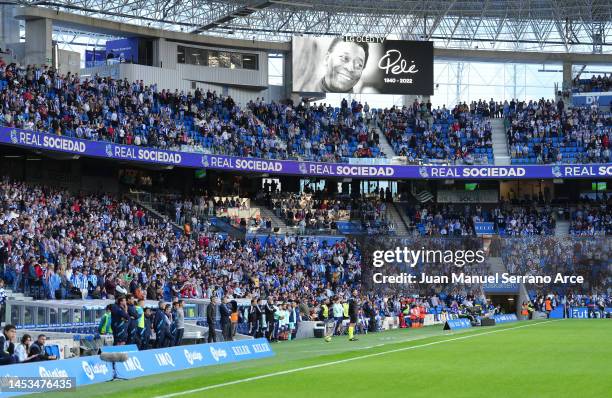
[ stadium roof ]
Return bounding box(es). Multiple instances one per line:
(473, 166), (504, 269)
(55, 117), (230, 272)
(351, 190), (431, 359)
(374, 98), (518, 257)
(12, 0), (612, 53)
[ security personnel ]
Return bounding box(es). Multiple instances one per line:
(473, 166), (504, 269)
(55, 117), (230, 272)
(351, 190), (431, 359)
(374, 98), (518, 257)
(98, 304), (113, 335)
(135, 299), (145, 349)
(347, 290), (359, 341)
(318, 299), (330, 322)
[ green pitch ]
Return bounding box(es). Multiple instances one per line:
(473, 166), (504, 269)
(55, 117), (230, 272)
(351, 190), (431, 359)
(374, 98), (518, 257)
(37, 320), (611, 398)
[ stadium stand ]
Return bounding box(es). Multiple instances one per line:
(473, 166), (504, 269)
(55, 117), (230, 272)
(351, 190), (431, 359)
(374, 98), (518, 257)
(506, 99), (612, 164)
(0, 179), (362, 303)
(0, 62), (383, 164)
(572, 75), (612, 93)
(402, 202), (555, 236)
(378, 100), (494, 165)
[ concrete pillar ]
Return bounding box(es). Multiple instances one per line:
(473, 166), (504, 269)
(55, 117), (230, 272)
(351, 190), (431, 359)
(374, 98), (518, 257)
(562, 61), (573, 90)
(282, 52), (296, 102)
(0, 5), (19, 46)
(153, 38), (164, 68)
(25, 18), (52, 66)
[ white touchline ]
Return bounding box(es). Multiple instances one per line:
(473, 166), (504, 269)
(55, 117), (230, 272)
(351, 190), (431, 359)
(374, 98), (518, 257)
(153, 320), (559, 398)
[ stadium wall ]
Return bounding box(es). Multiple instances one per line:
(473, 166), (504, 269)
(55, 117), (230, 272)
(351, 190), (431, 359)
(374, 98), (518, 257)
(81, 57), (274, 105)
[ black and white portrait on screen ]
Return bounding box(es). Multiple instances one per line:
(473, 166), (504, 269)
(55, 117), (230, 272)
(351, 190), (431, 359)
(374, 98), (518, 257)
(292, 37), (434, 95)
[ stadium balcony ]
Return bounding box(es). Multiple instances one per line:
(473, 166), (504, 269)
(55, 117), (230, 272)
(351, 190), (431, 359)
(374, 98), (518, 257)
(571, 76), (612, 93)
(402, 203), (556, 237)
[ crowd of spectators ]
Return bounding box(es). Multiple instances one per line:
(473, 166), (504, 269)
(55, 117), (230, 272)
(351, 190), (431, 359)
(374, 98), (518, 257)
(569, 200), (612, 236)
(380, 100), (494, 165)
(409, 204), (476, 236)
(404, 202), (555, 237)
(0, 60), (383, 164)
(501, 236), (610, 294)
(0, 179), (363, 306)
(506, 98), (612, 164)
(247, 98), (385, 162)
(492, 205), (556, 236)
(572, 75), (612, 93)
(267, 190), (394, 234)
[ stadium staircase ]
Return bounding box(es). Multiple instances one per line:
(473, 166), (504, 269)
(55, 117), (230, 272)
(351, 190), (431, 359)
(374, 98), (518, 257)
(387, 203), (411, 235)
(372, 122), (397, 161)
(487, 257), (508, 275)
(491, 118), (511, 166)
(125, 193), (183, 234)
(258, 206), (288, 233)
(124, 193), (246, 239)
(554, 220), (570, 237)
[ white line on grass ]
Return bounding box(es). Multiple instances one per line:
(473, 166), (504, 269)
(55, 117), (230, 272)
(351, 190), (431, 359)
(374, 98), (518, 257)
(154, 320), (558, 398)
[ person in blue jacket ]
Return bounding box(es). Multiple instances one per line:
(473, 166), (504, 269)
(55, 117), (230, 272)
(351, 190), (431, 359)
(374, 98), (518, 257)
(126, 294), (139, 345)
(110, 296), (130, 345)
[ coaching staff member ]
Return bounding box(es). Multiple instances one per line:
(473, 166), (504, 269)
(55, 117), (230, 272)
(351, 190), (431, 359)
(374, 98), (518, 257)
(206, 296), (218, 343)
(219, 296), (232, 341)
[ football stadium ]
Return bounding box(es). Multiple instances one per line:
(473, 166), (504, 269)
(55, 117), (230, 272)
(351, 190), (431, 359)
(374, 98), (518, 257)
(0, 1), (610, 397)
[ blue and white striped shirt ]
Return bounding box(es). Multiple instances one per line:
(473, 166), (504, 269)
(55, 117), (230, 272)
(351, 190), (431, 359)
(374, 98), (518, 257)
(72, 273), (88, 290)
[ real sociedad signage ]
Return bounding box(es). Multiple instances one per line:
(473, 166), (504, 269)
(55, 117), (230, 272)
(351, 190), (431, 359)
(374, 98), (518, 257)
(4, 127), (612, 179)
(115, 338), (274, 379)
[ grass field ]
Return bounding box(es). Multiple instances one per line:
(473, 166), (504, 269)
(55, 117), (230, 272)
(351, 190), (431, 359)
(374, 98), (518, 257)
(37, 319), (611, 398)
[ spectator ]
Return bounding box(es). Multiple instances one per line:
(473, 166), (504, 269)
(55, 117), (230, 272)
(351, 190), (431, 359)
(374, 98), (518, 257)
(29, 334), (57, 361)
(15, 334), (38, 363)
(0, 324), (17, 365)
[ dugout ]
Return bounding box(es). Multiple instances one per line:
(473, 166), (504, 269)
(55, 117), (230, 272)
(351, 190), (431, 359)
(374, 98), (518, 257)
(486, 294), (519, 314)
